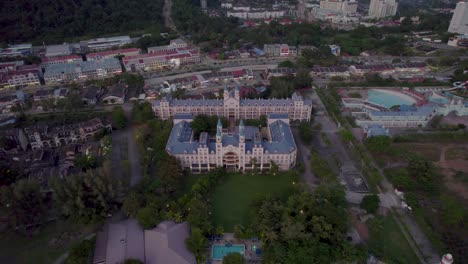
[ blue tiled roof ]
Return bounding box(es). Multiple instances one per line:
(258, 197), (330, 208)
(166, 116), (296, 155)
(174, 113), (193, 119)
(367, 125), (389, 137)
(264, 120), (296, 154)
(371, 105), (437, 117)
(268, 113), (289, 119)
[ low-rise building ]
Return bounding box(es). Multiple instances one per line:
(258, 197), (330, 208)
(81, 85), (103, 105)
(447, 34), (468, 48)
(263, 44), (297, 57)
(123, 48), (200, 72)
(311, 66), (350, 78)
(25, 118), (111, 150)
(0, 44), (32, 58)
(93, 220), (195, 264)
(167, 114), (297, 172)
(355, 105), (439, 127)
(43, 59), (122, 84)
(0, 128), (28, 151)
(0, 61), (24, 73)
(0, 64), (41, 89)
(41, 55), (83, 69)
(80, 36), (132, 51)
(102, 83), (127, 104)
(264, 68), (297, 79)
(45, 44), (72, 57)
(86, 48), (141, 61)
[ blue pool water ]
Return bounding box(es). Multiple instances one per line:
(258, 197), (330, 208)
(212, 244), (245, 260)
(367, 89), (416, 108)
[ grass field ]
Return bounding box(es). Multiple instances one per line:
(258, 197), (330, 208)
(368, 215), (421, 264)
(211, 173), (296, 231)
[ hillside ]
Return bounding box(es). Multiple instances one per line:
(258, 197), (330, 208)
(0, 0), (164, 45)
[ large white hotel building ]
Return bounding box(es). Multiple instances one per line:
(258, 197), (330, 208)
(151, 86), (313, 122)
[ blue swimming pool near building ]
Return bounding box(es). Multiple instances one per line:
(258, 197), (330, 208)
(367, 89), (416, 109)
(212, 244), (245, 260)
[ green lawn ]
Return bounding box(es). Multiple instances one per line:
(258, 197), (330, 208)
(211, 173), (296, 231)
(0, 220), (99, 264)
(368, 215), (421, 264)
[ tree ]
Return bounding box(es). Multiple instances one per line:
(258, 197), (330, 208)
(278, 60), (295, 68)
(340, 129), (355, 142)
(136, 205), (163, 229)
(51, 171), (124, 224)
(440, 194), (465, 226)
(299, 121), (313, 145)
(133, 101), (155, 124)
(0, 179), (46, 232)
(112, 106), (127, 129)
(123, 259), (144, 264)
(122, 191), (146, 217)
(407, 156), (436, 193)
(65, 238), (95, 264)
(360, 194), (380, 214)
(223, 253), (245, 264)
(366, 136), (392, 153)
(186, 227), (208, 264)
(74, 154), (97, 170)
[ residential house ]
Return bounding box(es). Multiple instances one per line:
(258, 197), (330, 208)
(93, 220), (195, 264)
(102, 83), (127, 104)
(81, 85), (103, 105)
(0, 128), (28, 151)
(45, 44), (72, 57)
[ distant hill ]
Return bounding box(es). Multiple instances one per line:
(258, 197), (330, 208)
(0, 0), (164, 45)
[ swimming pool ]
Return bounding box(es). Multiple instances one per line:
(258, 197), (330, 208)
(367, 89), (416, 109)
(212, 244), (245, 260)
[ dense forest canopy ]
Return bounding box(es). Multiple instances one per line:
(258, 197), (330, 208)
(0, 0), (164, 45)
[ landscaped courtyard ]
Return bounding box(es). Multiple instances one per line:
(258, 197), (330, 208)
(211, 172), (297, 231)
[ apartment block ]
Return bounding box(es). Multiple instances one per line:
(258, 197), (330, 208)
(368, 0), (398, 19)
(448, 1), (468, 34)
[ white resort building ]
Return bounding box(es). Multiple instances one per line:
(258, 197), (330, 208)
(152, 86), (312, 122)
(166, 114), (297, 173)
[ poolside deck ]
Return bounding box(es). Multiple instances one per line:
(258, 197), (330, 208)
(209, 233), (262, 264)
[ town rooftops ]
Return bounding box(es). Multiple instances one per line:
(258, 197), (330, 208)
(86, 48), (141, 59)
(370, 105), (437, 117)
(44, 59), (121, 76)
(41, 55), (82, 64)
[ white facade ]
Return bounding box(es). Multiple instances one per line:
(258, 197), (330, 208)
(368, 0), (398, 19)
(448, 1), (468, 34)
